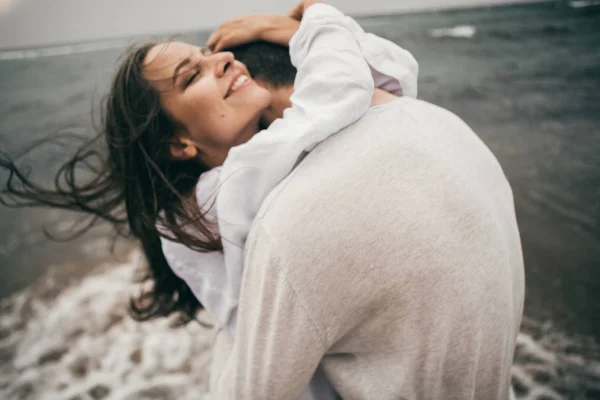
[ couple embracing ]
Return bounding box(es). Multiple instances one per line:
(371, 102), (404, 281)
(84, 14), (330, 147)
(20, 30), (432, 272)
(1, 1), (524, 399)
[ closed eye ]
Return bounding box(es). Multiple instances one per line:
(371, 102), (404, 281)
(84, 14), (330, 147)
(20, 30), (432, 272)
(185, 69), (200, 88)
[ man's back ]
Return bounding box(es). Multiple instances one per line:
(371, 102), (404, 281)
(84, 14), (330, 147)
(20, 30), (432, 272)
(228, 97), (524, 399)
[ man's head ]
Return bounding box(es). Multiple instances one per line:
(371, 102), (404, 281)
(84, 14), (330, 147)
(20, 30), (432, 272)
(228, 41), (297, 126)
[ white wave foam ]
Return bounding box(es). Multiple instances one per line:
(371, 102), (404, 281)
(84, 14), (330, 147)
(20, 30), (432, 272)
(0, 250), (214, 400)
(429, 25), (477, 39)
(0, 39), (131, 61)
(569, 0), (600, 8)
(0, 250), (599, 399)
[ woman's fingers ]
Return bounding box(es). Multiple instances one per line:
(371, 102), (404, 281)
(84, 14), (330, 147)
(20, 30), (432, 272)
(207, 19), (240, 50)
(208, 24), (246, 51)
(211, 32), (247, 52)
(288, 2), (304, 20)
(208, 14), (289, 51)
(288, 0), (321, 20)
(206, 31), (221, 50)
(208, 16), (268, 51)
(211, 32), (234, 52)
(213, 35), (234, 52)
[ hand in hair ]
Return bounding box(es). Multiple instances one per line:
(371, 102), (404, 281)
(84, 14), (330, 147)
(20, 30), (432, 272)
(207, 14), (300, 52)
(288, 0), (322, 21)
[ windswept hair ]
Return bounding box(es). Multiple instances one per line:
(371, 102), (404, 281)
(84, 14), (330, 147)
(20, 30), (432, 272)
(1, 42), (221, 322)
(0, 40), (298, 323)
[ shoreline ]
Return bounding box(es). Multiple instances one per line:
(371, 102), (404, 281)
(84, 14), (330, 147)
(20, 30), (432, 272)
(0, 0), (556, 53)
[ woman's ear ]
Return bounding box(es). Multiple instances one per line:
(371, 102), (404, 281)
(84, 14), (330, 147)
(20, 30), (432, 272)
(169, 137), (198, 160)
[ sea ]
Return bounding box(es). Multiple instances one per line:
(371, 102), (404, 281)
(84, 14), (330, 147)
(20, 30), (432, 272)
(0, 1), (599, 399)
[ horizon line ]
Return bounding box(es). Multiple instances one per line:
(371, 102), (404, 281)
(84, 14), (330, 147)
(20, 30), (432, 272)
(0, 0), (556, 53)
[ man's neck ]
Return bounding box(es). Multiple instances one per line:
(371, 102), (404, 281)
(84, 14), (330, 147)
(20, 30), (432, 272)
(260, 84), (293, 128)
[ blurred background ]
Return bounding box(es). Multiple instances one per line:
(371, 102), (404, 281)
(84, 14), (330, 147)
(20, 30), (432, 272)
(0, 0), (599, 399)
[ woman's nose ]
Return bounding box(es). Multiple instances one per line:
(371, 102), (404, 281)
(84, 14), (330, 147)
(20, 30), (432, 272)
(212, 51), (235, 77)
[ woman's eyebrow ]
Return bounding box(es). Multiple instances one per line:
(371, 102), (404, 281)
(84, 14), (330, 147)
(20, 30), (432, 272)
(172, 58), (192, 84)
(172, 48), (208, 83)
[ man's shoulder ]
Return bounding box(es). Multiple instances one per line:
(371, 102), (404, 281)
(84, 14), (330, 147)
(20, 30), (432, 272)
(254, 98), (443, 215)
(253, 95), (508, 240)
(253, 99), (419, 236)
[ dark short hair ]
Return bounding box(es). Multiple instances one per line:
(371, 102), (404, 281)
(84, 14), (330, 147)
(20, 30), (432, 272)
(228, 41), (297, 88)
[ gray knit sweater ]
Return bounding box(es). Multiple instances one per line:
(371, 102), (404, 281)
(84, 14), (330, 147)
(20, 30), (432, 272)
(210, 97), (525, 400)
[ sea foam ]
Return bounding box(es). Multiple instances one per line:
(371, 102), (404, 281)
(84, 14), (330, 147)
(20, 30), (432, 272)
(429, 25), (477, 39)
(569, 0), (600, 8)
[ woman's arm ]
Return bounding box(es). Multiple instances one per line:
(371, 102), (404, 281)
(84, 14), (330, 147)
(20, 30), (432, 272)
(208, 2), (419, 99)
(207, 14), (300, 51)
(206, 0), (318, 51)
(215, 1), (374, 295)
(161, 2), (376, 339)
(342, 15), (419, 98)
(210, 2), (375, 398)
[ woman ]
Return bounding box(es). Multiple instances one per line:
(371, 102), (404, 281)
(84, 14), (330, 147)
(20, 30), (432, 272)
(157, 3), (418, 398)
(1, 1), (418, 398)
(1, 0), (418, 331)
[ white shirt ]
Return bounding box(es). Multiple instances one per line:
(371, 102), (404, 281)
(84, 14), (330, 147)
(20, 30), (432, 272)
(160, 3), (419, 335)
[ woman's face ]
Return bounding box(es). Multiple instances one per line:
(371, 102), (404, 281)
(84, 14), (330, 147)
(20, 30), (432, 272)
(143, 41), (271, 167)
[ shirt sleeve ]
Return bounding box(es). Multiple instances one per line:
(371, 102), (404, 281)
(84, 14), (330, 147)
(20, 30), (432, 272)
(217, 2), (374, 231)
(210, 223), (328, 400)
(347, 18), (419, 98)
(159, 167), (242, 333)
(303, 5), (419, 98)
(215, 2), (374, 338)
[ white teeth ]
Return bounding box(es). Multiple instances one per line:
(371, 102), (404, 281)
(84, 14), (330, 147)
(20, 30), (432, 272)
(231, 75), (248, 92)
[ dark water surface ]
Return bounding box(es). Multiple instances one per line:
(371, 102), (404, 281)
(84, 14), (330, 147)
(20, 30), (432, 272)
(0, 1), (599, 341)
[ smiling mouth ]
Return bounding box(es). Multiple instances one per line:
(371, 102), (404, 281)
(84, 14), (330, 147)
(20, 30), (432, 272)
(225, 75), (250, 98)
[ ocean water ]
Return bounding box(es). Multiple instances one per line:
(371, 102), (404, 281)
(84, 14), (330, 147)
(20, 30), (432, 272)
(0, 1), (599, 399)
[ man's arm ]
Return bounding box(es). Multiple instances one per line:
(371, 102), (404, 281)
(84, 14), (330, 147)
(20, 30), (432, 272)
(210, 223), (328, 399)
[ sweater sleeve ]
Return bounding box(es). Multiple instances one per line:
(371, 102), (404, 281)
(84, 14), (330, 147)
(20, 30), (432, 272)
(209, 222), (327, 400)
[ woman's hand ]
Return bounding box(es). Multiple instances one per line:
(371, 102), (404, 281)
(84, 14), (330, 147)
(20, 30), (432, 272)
(288, 0), (322, 21)
(207, 14), (300, 52)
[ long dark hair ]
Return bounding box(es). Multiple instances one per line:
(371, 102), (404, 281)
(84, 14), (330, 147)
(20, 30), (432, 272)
(0, 42), (220, 322)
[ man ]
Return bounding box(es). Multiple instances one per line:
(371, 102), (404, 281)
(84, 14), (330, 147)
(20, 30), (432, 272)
(210, 6), (525, 400)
